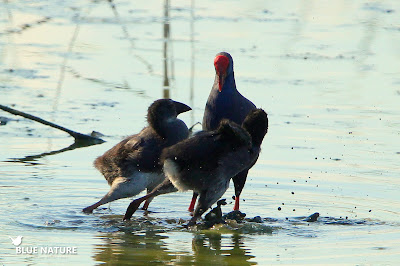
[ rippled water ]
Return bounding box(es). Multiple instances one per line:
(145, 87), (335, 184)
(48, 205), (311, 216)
(1, 0), (400, 265)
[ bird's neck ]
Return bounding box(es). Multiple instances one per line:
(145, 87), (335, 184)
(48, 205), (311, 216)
(245, 126), (266, 148)
(149, 116), (170, 139)
(151, 117), (188, 143)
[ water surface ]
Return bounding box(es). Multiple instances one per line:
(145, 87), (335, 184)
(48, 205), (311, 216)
(1, 0), (400, 265)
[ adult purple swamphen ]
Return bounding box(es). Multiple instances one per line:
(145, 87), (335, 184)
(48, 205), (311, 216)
(82, 99), (191, 214)
(188, 52), (257, 213)
(123, 109), (269, 226)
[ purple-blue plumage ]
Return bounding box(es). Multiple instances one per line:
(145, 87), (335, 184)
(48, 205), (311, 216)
(202, 52), (256, 131)
(190, 52), (258, 212)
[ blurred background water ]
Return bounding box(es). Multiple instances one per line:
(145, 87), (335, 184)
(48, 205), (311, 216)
(1, 0), (400, 265)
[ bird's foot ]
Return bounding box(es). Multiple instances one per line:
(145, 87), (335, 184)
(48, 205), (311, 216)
(82, 206), (94, 214)
(183, 217), (198, 228)
(183, 222), (196, 228)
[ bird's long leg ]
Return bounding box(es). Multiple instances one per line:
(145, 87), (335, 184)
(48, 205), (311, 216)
(83, 194), (112, 213)
(142, 199), (151, 211)
(188, 192), (198, 212)
(141, 188), (154, 211)
(123, 179), (177, 220)
(83, 176), (143, 214)
(124, 194), (154, 220)
(232, 169), (249, 211)
(185, 190), (214, 227)
(233, 196), (240, 211)
(186, 181), (229, 227)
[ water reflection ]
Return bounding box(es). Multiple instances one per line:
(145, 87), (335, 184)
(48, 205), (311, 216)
(93, 229), (255, 265)
(192, 233), (255, 265)
(108, 0), (154, 75)
(93, 230), (173, 265)
(53, 0), (154, 98)
(163, 0), (171, 99)
(356, 9), (378, 74)
(54, 9), (84, 114)
(5, 140), (102, 165)
(189, 0), (196, 125)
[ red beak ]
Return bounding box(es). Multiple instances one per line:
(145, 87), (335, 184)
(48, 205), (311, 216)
(214, 55), (229, 92)
(218, 73), (225, 92)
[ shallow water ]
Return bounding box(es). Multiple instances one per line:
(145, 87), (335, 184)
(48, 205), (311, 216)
(1, 0), (400, 265)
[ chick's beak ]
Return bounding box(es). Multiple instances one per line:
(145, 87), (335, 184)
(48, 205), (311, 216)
(173, 101), (192, 114)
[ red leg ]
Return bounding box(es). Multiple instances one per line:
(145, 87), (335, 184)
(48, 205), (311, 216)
(188, 192), (198, 212)
(233, 196), (240, 211)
